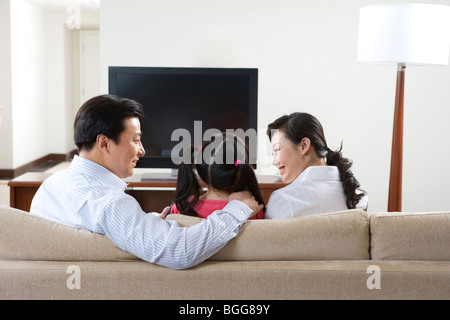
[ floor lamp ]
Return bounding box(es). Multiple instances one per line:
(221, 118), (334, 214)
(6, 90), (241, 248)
(357, 4), (450, 212)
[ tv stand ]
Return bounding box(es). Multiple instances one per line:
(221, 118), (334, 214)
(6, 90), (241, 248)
(141, 169), (178, 181)
(9, 172), (286, 213)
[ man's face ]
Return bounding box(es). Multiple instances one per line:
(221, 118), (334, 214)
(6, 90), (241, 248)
(107, 116), (145, 178)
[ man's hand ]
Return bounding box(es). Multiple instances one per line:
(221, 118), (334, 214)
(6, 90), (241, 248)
(229, 191), (264, 219)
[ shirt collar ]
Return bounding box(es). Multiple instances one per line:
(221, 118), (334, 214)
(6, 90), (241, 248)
(293, 165), (341, 183)
(70, 155), (128, 190)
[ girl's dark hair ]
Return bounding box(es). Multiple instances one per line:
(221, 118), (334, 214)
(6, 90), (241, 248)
(74, 94), (144, 151)
(266, 112), (366, 209)
(173, 132), (265, 216)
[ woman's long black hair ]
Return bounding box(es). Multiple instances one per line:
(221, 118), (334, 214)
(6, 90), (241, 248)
(267, 112), (366, 210)
(173, 132), (265, 216)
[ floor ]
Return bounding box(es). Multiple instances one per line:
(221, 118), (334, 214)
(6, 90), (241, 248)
(0, 161), (71, 207)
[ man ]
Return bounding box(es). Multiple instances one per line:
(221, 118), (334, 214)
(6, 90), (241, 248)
(30, 94), (263, 269)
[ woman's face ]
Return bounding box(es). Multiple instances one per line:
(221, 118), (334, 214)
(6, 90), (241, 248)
(270, 130), (307, 184)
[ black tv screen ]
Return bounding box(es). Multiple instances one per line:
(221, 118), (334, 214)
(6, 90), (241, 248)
(108, 66), (258, 169)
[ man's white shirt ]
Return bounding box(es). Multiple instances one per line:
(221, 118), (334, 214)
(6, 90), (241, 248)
(30, 155), (252, 269)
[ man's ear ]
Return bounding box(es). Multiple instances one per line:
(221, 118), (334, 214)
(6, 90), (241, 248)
(299, 137), (311, 155)
(96, 134), (110, 153)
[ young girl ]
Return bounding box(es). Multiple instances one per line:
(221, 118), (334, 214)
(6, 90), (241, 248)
(169, 132), (265, 219)
(266, 112), (368, 219)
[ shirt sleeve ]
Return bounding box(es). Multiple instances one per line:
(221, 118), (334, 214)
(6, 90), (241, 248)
(356, 193), (369, 211)
(97, 195), (252, 269)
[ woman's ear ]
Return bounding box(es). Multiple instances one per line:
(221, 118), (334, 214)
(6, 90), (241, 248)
(299, 137), (311, 154)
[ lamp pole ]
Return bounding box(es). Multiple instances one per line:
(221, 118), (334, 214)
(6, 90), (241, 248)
(388, 63), (405, 212)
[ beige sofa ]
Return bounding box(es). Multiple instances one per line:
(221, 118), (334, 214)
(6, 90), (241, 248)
(0, 204), (449, 300)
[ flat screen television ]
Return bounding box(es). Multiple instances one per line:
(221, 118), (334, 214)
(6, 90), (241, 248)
(108, 66), (258, 176)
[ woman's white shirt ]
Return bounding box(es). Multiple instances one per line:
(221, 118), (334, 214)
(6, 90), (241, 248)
(265, 166), (368, 219)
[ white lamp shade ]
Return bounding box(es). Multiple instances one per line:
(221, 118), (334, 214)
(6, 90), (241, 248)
(357, 4), (450, 66)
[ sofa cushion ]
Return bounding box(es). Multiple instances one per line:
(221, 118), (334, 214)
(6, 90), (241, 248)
(0, 204), (369, 262)
(167, 209), (370, 260)
(369, 211), (450, 260)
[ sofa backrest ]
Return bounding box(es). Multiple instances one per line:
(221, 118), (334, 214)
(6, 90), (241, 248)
(369, 211), (450, 260)
(168, 210), (370, 261)
(0, 205), (137, 261)
(0, 204), (370, 262)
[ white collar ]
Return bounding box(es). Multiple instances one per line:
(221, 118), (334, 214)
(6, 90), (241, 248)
(292, 165), (341, 184)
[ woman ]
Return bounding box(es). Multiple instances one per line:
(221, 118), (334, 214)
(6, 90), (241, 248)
(265, 112), (368, 219)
